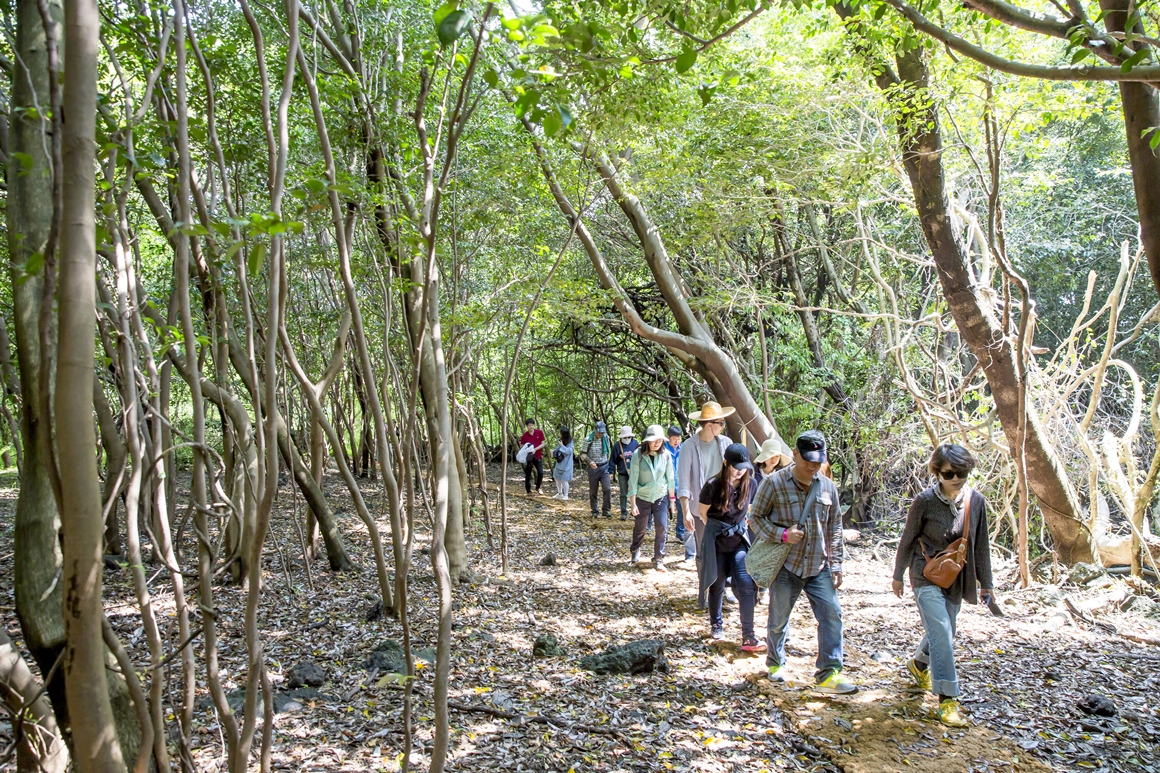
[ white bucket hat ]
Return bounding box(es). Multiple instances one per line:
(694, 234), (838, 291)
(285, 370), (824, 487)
(755, 437), (794, 465)
(618, 425), (635, 440)
(642, 424), (666, 443)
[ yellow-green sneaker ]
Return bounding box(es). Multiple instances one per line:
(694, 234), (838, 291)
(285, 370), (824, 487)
(936, 699), (968, 727)
(768, 664), (787, 683)
(815, 669), (857, 695)
(907, 659), (932, 692)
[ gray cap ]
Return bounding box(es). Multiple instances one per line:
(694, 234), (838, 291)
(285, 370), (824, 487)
(595, 421), (607, 433)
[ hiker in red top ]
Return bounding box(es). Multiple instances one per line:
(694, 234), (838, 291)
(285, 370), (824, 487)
(520, 418), (547, 495)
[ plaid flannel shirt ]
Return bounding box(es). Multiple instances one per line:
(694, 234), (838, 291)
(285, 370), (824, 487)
(749, 466), (843, 577)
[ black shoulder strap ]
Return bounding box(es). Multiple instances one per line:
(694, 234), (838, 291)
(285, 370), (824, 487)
(797, 478), (821, 526)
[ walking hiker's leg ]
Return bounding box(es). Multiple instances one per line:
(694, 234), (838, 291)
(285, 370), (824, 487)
(913, 585), (961, 697)
(693, 517), (706, 568)
(653, 498), (669, 562)
(589, 467), (599, 516)
(767, 568), (805, 668)
(535, 459), (544, 491)
(618, 472), (630, 517)
(601, 470), (612, 516)
(733, 548), (758, 640)
(802, 569), (844, 681)
(525, 460), (534, 493)
(630, 507), (649, 557)
(708, 549), (728, 630)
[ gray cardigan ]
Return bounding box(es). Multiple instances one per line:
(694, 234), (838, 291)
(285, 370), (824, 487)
(676, 433), (732, 503)
(893, 486), (994, 605)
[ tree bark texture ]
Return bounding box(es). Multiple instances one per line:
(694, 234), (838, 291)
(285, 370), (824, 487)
(9, 0), (68, 721)
(56, 0), (129, 766)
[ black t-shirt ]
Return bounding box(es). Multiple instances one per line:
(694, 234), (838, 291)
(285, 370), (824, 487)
(699, 476), (750, 551)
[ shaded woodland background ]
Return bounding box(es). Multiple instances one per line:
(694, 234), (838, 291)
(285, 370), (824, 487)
(1, 0), (1160, 770)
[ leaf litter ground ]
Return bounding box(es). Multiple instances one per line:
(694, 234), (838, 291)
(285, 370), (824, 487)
(0, 468), (1158, 772)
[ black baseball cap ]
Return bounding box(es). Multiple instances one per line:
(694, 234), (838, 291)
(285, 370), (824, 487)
(796, 430), (827, 463)
(723, 443), (754, 473)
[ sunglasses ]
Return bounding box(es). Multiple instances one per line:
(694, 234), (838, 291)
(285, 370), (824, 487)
(938, 469), (968, 480)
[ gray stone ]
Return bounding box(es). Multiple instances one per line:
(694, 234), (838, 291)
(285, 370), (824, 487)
(539, 553), (557, 567)
(412, 647), (437, 665)
(286, 660), (326, 688)
(363, 640), (407, 674)
(1078, 694), (1117, 717)
(533, 633), (563, 658)
(1067, 562), (1106, 586)
(578, 640), (669, 675)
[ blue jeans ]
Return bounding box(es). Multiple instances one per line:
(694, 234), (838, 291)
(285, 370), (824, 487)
(767, 567), (843, 680)
(708, 545), (757, 639)
(672, 498), (695, 559)
(913, 584), (961, 697)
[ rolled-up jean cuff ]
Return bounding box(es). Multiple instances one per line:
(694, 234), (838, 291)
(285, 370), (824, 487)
(931, 677), (959, 697)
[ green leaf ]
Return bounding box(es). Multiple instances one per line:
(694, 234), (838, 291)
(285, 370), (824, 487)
(438, 9), (472, 47)
(247, 242), (267, 278)
(23, 251), (44, 278)
(543, 108), (562, 136)
(675, 47), (698, 74)
(1147, 127), (1160, 150)
(433, 1), (458, 26)
(12, 152), (33, 176)
(483, 68), (499, 88)
(1121, 48), (1148, 73)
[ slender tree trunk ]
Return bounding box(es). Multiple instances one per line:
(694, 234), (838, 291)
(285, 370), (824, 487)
(56, 0), (127, 766)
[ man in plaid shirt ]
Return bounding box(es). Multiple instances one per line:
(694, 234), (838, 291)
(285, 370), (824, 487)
(749, 430), (855, 694)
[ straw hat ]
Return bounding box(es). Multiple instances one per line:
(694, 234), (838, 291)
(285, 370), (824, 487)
(619, 425), (635, 440)
(642, 424), (666, 443)
(687, 401), (735, 422)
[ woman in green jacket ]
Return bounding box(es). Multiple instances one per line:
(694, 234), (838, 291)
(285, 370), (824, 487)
(628, 424), (676, 571)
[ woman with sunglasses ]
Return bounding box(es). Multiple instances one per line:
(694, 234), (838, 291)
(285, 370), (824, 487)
(892, 443), (995, 727)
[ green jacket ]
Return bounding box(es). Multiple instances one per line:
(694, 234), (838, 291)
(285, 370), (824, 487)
(627, 447), (675, 503)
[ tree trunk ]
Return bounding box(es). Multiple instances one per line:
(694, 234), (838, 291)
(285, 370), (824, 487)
(1099, 0), (1160, 298)
(838, 10), (1094, 563)
(57, 0), (128, 765)
(9, 0), (68, 724)
(0, 627), (69, 773)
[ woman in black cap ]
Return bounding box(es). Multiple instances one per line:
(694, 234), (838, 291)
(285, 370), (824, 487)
(697, 443), (766, 652)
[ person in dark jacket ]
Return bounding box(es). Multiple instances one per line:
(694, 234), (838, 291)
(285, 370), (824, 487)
(892, 443), (996, 728)
(611, 426), (639, 521)
(697, 444), (766, 653)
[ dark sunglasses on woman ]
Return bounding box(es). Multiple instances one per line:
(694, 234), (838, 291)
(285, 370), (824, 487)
(938, 469), (967, 480)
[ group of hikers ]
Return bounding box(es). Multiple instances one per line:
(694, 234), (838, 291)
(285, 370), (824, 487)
(518, 402), (996, 728)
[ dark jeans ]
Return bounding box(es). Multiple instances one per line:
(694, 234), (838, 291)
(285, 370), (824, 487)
(588, 464), (611, 516)
(709, 544), (757, 639)
(631, 497), (669, 561)
(524, 457), (543, 493)
(767, 566), (843, 680)
(617, 472), (630, 515)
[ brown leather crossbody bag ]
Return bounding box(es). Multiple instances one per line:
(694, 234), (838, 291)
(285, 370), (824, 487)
(921, 489), (971, 589)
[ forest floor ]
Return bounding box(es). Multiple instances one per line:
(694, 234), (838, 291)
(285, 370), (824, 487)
(2, 467), (1160, 772)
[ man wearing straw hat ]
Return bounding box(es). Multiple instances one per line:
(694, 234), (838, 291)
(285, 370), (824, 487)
(678, 402), (734, 582)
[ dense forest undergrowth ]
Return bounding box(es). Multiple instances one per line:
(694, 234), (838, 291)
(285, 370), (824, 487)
(4, 468), (1157, 772)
